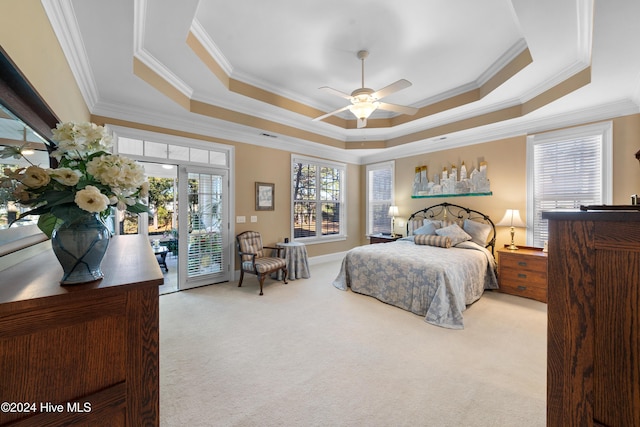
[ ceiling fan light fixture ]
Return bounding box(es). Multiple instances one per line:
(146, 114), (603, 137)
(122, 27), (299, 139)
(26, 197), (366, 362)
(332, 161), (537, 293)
(314, 49), (414, 128)
(349, 100), (379, 120)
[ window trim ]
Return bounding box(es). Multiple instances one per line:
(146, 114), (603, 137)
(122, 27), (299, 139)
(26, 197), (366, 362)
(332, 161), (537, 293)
(526, 121), (612, 246)
(365, 160), (395, 237)
(291, 154), (347, 244)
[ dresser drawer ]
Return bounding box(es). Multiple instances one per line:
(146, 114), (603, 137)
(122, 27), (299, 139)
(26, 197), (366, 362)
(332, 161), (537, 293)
(499, 280), (547, 302)
(499, 268), (547, 287)
(499, 253), (547, 273)
(497, 247), (548, 303)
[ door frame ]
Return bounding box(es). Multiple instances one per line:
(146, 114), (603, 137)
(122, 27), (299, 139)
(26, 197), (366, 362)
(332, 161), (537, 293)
(110, 126), (236, 291)
(178, 165), (232, 290)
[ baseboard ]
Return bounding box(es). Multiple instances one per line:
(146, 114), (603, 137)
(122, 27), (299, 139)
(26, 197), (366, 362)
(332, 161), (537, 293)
(308, 251), (346, 266)
(232, 251), (346, 281)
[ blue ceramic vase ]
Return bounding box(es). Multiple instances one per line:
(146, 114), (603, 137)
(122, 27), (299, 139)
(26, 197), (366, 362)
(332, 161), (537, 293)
(51, 213), (110, 285)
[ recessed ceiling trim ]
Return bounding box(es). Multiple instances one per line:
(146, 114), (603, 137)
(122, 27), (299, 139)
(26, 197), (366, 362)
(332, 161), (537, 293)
(189, 99), (346, 149)
(476, 38), (529, 89)
(188, 18), (233, 76)
(522, 66), (591, 115)
(133, 50), (193, 100)
(186, 26), (533, 130)
(133, 57), (191, 110)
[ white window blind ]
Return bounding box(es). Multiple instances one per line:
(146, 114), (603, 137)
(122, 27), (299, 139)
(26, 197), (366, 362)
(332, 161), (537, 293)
(366, 161), (394, 235)
(527, 122), (612, 247)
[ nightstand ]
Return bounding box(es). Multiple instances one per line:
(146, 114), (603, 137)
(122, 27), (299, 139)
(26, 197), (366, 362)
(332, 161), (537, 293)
(497, 246), (548, 303)
(369, 234), (402, 244)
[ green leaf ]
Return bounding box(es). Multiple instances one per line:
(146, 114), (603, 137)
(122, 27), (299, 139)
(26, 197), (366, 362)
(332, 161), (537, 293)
(37, 213), (62, 238)
(126, 203), (151, 214)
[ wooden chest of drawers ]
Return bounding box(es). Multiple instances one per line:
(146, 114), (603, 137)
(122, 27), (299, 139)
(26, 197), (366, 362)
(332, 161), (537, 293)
(497, 247), (548, 303)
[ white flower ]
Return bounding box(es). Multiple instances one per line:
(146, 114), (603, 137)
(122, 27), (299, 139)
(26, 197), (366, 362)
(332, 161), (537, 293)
(49, 167), (81, 186)
(74, 185), (110, 213)
(51, 121), (112, 159)
(20, 165), (50, 188)
(1, 121), (149, 238)
(86, 154), (145, 191)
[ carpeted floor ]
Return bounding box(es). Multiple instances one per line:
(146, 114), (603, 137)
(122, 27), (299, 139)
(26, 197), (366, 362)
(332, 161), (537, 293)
(159, 260), (547, 427)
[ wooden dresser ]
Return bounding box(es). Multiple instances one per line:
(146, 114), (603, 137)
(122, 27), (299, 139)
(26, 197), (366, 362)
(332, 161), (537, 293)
(497, 246), (548, 303)
(0, 235), (163, 426)
(543, 209), (640, 427)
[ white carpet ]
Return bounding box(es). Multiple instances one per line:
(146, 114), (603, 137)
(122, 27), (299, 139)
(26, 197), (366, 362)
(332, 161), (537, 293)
(159, 261), (547, 427)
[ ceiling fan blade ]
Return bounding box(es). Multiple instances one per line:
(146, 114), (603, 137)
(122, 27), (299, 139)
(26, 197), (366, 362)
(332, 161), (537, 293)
(371, 79), (412, 100)
(377, 102), (418, 116)
(319, 86), (353, 100)
(313, 104), (351, 121)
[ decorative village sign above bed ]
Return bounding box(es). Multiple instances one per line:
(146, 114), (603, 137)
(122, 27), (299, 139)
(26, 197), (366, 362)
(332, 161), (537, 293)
(412, 161), (491, 198)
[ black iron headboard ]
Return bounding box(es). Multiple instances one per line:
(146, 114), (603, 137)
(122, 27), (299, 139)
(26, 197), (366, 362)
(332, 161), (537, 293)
(406, 202), (496, 254)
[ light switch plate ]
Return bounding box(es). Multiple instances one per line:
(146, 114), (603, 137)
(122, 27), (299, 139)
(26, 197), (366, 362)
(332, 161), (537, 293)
(250, 216), (257, 223)
(236, 216), (246, 223)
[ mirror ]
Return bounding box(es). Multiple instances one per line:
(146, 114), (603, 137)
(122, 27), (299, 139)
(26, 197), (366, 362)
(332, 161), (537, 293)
(0, 47), (59, 256)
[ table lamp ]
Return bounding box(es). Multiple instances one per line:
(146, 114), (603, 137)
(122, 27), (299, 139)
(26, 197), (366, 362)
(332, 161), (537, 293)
(497, 209), (526, 250)
(388, 205), (399, 236)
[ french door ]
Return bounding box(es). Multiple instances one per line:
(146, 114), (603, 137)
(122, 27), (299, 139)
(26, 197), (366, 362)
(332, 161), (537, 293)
(178, 166), (231, 290)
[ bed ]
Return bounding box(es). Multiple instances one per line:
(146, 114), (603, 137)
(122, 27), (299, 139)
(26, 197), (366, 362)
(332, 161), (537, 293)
(333, 202), (498, 329)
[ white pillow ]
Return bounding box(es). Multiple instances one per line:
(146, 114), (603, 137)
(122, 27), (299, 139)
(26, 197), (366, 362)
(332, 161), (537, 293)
(435, 223), (473, 246)
(463, 219), (492, 246)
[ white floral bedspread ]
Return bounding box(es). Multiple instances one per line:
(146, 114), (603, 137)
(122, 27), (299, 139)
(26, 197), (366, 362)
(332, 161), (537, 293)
(332, 239), (498, 329)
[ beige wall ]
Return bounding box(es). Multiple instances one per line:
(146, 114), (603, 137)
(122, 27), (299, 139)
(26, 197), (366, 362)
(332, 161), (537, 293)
(0, 0), (89, 122)
(391, 114), (640, 249)
(394, 136), (528, 249)
(233, 143), (362, 258)
(612, 114), (640, 202)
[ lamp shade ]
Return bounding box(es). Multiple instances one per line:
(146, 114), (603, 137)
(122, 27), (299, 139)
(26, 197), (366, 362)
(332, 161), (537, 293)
(388, 206), (399, 217)
(349, 100), (379, 120)
(497, 209), (526, 227)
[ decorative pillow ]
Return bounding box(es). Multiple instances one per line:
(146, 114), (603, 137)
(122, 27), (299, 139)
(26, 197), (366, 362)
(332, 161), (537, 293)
(413, 222), (437, 235)
(414, 234), (451, 248)
(463, 219), (492, 246)
(435, 223), (473, 246)
(441, 219), (463, 228)
(407, 219), (424, 235)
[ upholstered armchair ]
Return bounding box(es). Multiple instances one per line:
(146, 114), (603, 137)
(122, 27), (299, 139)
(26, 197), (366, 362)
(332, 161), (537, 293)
(236, 231), (288, 295)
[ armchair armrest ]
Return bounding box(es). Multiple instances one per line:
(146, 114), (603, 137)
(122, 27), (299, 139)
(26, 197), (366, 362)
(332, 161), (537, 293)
(238, 251), (258, 262)
(264, 246), (284, 257)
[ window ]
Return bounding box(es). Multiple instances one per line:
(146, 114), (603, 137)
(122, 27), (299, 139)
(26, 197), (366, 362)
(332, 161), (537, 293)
(366, 161), (394, 235)
(526, 122), (612, 247)
(292, 155), (346, 242)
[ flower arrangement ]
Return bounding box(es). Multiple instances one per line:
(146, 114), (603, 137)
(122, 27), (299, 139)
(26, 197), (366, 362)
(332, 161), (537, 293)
(0, 121), (149, 237)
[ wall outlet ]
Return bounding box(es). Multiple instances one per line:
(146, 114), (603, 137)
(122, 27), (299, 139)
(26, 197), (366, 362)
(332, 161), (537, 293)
(236, 216), (246, 223)
(250, 216), (257, 223)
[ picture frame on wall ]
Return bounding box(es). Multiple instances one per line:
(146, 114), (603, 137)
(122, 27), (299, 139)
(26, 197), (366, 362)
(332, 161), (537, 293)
(255, 182), (274, 211)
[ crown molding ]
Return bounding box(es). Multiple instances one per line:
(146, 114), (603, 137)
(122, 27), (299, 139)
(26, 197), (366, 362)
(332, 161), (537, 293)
(359, 98), (639, 164)
(577, 0), (594, 64)
(133, 49), (194, 99)
(41, 0), (99, 109)
(189, 18), (233, 76)
(92, 100), (364, 164)
(476, 38), (529, 87)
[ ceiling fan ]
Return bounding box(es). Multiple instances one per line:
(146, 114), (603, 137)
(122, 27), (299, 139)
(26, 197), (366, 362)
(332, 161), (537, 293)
(313, 50), (419, 128)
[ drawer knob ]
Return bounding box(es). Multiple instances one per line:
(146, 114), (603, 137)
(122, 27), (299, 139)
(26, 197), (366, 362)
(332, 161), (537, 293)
(517, 285), (527, 291)
(518, 273), (527, 279)
(518, 261), (527, 266)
